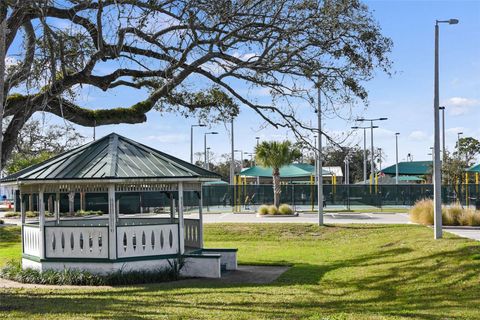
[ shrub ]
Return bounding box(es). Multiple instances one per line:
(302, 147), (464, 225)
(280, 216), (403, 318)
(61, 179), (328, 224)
(410, 199), (480, 226)
(4, 212), (19, 218)
(258, 205), (269, 215)
(409, 199), (434, 225)
(267, 205), (278, 215)
(0, 259), (182, 286)
(458, 209), (480, 226)
(444, 205), (462, 226)
(278, 204), (293, 215)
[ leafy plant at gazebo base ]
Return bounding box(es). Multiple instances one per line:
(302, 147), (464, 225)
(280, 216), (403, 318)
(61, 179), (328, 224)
(255, 141), (301, 208)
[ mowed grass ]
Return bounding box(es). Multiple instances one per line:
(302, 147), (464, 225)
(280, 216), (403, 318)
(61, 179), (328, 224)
(0, 226), (21, 265)
(1, 223), (480, 319)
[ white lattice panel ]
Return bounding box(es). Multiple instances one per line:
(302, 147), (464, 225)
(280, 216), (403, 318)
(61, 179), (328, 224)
(23, 226), (40, 257)
(45, 226), (109, 259)
(117, 224), (179, 258)
(184, 219), (201, 248)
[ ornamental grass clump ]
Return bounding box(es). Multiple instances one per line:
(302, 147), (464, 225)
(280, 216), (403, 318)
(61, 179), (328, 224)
(258, 205), (269, 215)
(458, 209), (480, 226)
(278, 204), (293, 215)
(410, 199), (480, 226)
(409, 199), (434, 225)
(267, 205), (279, 215)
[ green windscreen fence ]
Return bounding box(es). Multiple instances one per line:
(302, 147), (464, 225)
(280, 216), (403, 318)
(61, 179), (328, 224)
(203, 184), (480, 210)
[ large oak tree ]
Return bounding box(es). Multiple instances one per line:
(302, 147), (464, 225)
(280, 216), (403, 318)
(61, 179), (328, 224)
(1, 0), (392, 168)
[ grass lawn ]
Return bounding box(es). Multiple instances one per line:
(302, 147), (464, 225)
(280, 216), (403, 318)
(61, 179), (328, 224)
(1, 223), (480, 319)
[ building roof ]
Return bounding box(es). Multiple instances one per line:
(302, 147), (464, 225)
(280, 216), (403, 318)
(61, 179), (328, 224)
(2, 133), (220, 183)
(381, 161), (432, 176)
(467, 163), (480, 173)
(240, 163), (331, 178)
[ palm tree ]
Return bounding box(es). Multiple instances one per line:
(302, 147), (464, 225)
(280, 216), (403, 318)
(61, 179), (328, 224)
(255, 141), (301, 207)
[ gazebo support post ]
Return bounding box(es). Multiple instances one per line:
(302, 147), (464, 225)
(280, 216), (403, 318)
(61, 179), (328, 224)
(20, 193), (26, 225)
(54, 192), (60, 225)
(108, 184), (117, 260)
(178, 182), (185, 254)
(169, 192), (175, 223)
(28, 194), (33, 212)
(47, 195), (53, 215)
(38, 186), (46, 259)
(199, 186), (204, 248)
(68, 191), (75, 215)
(80, 192), (85, 211)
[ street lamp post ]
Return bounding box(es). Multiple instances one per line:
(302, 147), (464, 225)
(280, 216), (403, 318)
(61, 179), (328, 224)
(395, 133), (400, 184)
(316, 81), (323, 226)
(206, 147), (211, 170)
(352, 126), (378, 184)
(356, 118), (387, 183)
(191, 124), (206, 163)
(204, 132), (218, 169)
(439, 106), (446, 161)
(230, 119), (235, 185)
(433, 18), (458, 240)
(234, 150), (244, 171)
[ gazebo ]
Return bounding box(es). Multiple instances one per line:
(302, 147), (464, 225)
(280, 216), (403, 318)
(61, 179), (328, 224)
(1, 133), (237, 278)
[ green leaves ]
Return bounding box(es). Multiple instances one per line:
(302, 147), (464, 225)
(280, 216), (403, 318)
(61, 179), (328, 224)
(255, 140), (302, 173)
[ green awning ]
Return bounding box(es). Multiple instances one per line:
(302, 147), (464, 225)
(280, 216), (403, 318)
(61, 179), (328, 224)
(467, 164), (480, 173)
(398, 175), (424, 182)
(240, 164), (331, 178)
(381, 161), (432, 175)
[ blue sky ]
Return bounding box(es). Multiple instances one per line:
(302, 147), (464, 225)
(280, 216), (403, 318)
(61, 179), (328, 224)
(12, 0), (480, 167)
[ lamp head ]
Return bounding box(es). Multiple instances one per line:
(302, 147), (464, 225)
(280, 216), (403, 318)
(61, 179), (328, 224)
(449, 19), (459, 24)
(379, 117), (388, 121)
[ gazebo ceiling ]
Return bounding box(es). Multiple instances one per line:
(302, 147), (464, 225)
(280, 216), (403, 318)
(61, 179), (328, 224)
(2, 133), (220, 182)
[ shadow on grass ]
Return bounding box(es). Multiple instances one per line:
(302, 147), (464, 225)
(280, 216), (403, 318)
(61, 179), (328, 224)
(2, 224), (480, 319)
(2, 243), (480, 319)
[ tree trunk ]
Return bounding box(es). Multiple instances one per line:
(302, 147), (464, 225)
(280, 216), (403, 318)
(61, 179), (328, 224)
(273, 168), (281, 208)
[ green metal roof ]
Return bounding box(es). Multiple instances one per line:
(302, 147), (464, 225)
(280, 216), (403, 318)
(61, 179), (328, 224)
(398, 175), (425, 182)
(2, 133), (220, 182)
(381, 161), (432, 176)
(240, 164), (331, 178)
(467, 163), (480, 173)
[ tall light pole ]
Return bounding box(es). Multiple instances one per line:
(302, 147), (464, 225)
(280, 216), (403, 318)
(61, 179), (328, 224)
(352, 125), (378, 184)
(457, 131), (463, 148)
(378, 148), (383, 171)
(190, 124), (206, 163)
(206, 147), (211, 170)
(230, 119), (235, 185)
(439, 106), (446, 161)
(313, 135), (318, 183)
(234, 150), (244, 171)
(204, 132), (218, 169)
(356, 118), (387, 183)
(433, 17), (459, 239)
(395, 133), (400, 184)
(316, 80), (323, 226)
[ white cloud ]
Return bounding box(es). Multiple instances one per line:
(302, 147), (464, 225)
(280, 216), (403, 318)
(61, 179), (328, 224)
(408, 130), (428, 141)
(448, 97), (479, 106)
(145, 134), (188, 144)
(445, 97), (480, 116)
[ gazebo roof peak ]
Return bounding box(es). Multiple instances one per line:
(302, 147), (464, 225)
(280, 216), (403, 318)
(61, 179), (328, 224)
(2, 132), (220, 183)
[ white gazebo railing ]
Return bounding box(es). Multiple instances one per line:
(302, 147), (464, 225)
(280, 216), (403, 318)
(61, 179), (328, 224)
(45, 226), (109, 259)
(117, 223), (179, 258)
(184, 219), (201, 248)
(23, 225), (40, 257)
